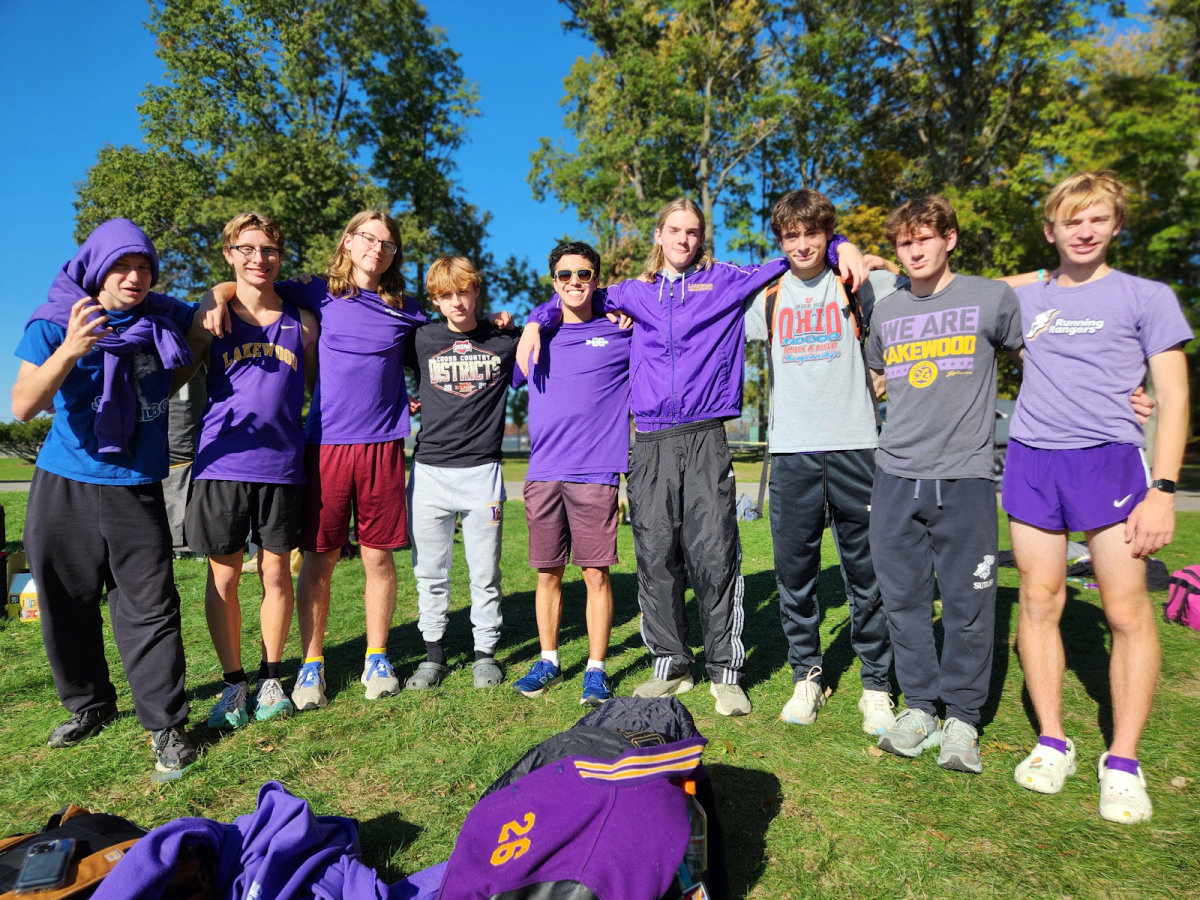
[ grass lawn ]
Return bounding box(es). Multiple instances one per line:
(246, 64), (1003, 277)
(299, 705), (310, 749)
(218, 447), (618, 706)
(0, 458), (35, 481)
(1, 489), (1198, 898)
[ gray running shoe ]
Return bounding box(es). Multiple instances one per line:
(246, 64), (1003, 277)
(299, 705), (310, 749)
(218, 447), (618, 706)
(47, 702), (118, 748)
(362, 655), (402, 700)
(877, 708), (942, 758)
(632, 674), (694, 698)
(151, 726), (198, 773)
(937, 717), (982, 774)
(207, 682), (249, 730)
(710, 682), (752, 717)
(291, 661), (328, 711)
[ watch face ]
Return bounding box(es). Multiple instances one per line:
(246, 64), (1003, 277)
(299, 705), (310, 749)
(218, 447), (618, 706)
(1154, 479), (1177, 494)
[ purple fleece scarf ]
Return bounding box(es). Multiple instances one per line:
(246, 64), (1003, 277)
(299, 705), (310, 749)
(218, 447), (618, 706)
(27, 219), (192, 455)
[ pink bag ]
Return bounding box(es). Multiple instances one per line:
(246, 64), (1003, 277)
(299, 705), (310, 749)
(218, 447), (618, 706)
(1165, 566), (1200, 631)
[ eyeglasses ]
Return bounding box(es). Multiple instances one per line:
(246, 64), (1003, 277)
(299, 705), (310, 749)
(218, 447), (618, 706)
(230, 245), (283, 261)
(354, 232), (398, 256)
(554, 268), (595, 283)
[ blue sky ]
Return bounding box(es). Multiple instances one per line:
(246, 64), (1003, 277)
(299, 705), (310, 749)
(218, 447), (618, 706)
(0, 0), (593, 419)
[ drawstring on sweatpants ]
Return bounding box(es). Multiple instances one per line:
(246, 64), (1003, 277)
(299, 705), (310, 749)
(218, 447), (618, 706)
(912, 478), (944, 508)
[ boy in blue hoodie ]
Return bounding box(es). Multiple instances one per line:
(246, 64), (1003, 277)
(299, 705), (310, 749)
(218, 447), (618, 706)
(519, 198), (867, 716)
(12, 219), (199, 774)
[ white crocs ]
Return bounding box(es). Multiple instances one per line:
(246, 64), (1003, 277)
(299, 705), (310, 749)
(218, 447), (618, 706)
(1014, 738), (1077, 794)
(1097, 752), (1153, 823)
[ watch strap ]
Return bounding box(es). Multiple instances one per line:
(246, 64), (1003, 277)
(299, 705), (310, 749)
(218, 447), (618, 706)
(1151, 479), (1177, 494)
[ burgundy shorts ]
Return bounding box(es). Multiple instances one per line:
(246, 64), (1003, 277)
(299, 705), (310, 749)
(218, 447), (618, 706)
(301, 440), (408, 552)
(524, 480), (619, 568)
(1001, 439), (1148, 532)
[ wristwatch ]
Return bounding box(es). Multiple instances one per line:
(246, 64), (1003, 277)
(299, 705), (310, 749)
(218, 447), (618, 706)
(1150, 479), (1177, 494)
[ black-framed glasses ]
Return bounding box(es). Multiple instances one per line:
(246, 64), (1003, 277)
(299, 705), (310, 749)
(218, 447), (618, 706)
(230, 245), (283, 261)
(554, 268), (595, 283)
(354, 232), (398, 256)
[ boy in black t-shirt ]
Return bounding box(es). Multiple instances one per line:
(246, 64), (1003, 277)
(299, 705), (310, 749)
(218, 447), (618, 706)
(405, 257), (518, 691)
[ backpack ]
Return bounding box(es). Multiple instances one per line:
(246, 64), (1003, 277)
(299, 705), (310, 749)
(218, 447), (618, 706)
(1165, 565), (1200, 631)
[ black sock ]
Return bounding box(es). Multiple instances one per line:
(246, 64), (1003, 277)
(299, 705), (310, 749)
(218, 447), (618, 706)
(425, 641), (446, 666)
(474, 649), (493, 662)
(259, 660), (281, 681)
(224, 669), (247, 686)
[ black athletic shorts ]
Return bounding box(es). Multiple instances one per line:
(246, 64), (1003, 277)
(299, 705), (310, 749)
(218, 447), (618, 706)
(184, 479), (304, 555)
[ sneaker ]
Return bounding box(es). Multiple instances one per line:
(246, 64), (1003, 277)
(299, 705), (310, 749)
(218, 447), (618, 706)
(47, 702), (118, 748)
(710, 682), (752, 717)
(858, 689), (896, 736)
(1014, 738), (1077, 794)
(252, 678), (294, 721)
(151, 726), (198, 773)
(361, 654), (401, 700)
(207, 682), (249, 730)
(1098, 753), (1153, 823)
(937, 717), (982, 774)
(780, 668), (824, 725)
(291, 661), (328, 711)
(580, 668), (613, 707)
(632, 674), (694, 698)
(877, 708), (942, 758)
(513, 659), (563, 698)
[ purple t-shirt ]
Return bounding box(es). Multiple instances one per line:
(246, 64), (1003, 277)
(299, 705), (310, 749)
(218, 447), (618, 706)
(1011, 270), (1193, 450)
(513, 314), (632, 485)
(194, 303), (307, 484)
(276, 277), (428, 445)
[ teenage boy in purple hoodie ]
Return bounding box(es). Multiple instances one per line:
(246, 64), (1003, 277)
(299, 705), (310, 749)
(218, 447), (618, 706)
(519, 198), (868, 716)
(510, 242), (632, 707)
(181, 213), (319, 731)
(12, 219), (199, 774)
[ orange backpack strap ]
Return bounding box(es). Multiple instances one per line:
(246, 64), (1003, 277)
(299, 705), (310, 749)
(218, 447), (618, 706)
(764, 276), (785, 344)
(0, 839), (139, 900)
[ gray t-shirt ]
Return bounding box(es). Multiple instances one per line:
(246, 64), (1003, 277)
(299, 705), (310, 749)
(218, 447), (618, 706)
(746, 268), (901, 453)
(865, 274), (1023, 480)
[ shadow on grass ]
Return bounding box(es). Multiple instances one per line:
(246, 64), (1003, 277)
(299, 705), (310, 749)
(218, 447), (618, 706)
(1016, 587), (1115, 742)
(357, 810), (424, 882)
(707, 763), (782, 899)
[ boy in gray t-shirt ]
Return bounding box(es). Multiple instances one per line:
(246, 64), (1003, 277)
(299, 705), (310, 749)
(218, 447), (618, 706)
(743, 189), (901, 737)
(865, 196), (1023, 776)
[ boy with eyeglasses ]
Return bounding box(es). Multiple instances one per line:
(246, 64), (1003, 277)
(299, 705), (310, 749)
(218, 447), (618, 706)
(182, 213), (318, 729)
(510, 242), (631, 706)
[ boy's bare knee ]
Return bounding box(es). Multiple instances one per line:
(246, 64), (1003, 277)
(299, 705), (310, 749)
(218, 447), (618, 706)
(581, 567), (609, 591)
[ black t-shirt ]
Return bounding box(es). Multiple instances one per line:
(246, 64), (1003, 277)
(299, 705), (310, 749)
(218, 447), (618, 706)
(411, 321), (518, 467)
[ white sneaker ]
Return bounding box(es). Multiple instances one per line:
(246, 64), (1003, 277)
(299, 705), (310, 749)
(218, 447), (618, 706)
(780, 667), (824, 725)
(858, 690), (896, 736)
(1014, 738), (1077, 794)
(1098, 752), (1153, 823)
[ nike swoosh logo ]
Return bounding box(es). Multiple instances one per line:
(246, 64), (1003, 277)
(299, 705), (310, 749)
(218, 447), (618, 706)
(1114, 494), (1133, 507)
(280, 325), (298, 329)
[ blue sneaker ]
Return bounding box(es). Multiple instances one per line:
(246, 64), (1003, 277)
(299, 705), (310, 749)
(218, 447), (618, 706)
(252, 678), (295, 721)
(513, 659), (562, 698)
(291, 662), (328, 711)
(361, 654), (401, 700)
(580, 668), (613, 707)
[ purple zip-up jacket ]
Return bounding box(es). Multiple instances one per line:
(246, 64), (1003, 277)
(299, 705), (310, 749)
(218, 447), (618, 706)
(529, 260), (791, 430)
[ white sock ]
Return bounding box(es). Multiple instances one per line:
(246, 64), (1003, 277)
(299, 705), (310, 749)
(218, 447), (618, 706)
(586, 659), (606, 672)
(541, 650), (560, 668)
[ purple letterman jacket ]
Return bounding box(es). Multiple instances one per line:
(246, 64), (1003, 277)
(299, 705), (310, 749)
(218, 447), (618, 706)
(528, 240), (845, 431)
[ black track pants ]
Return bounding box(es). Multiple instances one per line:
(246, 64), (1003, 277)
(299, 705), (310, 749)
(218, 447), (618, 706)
(868, 470), (998, 726)
(24, 468), (190, 732)
(628, 420), (745, 685)
(769, 449), (892, 690)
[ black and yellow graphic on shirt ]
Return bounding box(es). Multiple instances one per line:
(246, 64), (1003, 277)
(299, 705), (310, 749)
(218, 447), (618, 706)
(428, 340), (502, 397)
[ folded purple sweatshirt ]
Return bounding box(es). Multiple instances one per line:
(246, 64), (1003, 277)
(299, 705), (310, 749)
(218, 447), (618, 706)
(27, 219), (192, 454)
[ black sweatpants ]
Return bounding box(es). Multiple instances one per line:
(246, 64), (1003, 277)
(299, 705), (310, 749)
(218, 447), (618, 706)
(769, 449), (892, 690)
(868, 470), (997, 726)
(24, 468), (189, 732)
(628, 419), (744, 685)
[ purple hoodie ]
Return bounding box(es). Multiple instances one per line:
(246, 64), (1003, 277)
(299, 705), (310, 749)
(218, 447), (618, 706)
(527, 241), (846, 431)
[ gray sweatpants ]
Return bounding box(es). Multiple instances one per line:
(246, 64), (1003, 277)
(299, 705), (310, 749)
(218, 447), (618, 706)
(628, 419), (746, 685)
(408, 461), (505, 654)
(868, 470), (998, 726)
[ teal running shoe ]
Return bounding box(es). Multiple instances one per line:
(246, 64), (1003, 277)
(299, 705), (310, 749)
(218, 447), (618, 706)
(207, 681), (249, 730)
(252, 678), (295, 721)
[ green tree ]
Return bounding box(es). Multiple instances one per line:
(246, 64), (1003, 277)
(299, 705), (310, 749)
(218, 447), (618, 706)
(0, 418), (52, 464)
(75, 0), (483, 298)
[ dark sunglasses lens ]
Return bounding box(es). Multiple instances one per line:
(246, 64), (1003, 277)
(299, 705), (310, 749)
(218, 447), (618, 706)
(577, 269), (594, 282)
(556, 269), (594, 282)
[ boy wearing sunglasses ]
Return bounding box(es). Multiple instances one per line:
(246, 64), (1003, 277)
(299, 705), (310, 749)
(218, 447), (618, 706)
(510, 242), (632, 706)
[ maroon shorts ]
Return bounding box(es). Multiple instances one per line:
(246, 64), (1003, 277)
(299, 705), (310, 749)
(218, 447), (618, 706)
(301, 440), (408, 552)
(524, 480), (619, 568)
